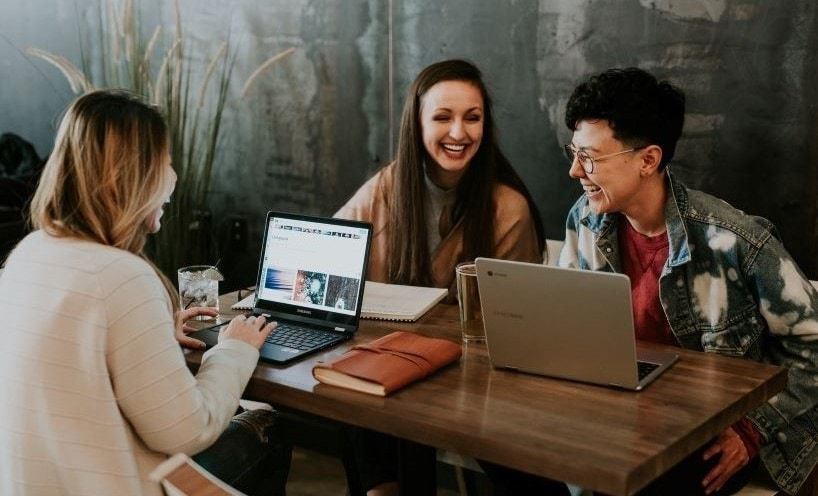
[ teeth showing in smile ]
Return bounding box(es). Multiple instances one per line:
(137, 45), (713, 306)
(583, 185), (601, 194)
(442, 144), (466, 153)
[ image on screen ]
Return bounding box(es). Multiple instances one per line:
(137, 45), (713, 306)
(325, 275), (361, 311)
(293, 270), (328, 305)
(257, 217), (369, 316)
(264, 267), (296, 300)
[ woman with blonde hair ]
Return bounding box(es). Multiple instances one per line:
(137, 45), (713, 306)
(0, 90), (290, 495)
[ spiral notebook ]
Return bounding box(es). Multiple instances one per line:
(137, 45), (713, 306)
(233, 281), (447, 322)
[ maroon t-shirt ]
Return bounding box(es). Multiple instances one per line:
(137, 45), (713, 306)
(618, 219), (761, 458)
(618, 220), (674, 346)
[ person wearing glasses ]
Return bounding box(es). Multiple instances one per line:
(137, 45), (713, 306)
(558, 67), (818, 495)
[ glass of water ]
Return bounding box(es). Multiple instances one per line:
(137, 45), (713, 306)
(178, 265), (221, 319)
(456, 261), (485, 343)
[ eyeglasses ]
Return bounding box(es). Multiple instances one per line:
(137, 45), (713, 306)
(563, 144), (647, 174)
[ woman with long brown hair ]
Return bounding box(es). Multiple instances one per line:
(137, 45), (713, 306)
(0, 90), (289, 495)
(336, 59), (546, 495)
(336, 59), (545, 300)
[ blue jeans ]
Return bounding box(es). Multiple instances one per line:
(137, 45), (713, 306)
(193, 408), (292, 496)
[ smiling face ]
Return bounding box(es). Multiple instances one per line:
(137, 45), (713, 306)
(568, 119), (648, 216)
(420, 80), (484, 189)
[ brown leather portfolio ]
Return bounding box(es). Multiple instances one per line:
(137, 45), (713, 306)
(312, 331), (462, 396)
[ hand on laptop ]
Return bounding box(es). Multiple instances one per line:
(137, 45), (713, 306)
(175, 307), (220, 349)
(220, 314), (278, 349)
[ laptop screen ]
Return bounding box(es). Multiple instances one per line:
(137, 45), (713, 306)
(254, 212), (372, 329)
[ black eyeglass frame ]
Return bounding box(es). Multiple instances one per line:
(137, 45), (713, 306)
(563, 144), (648, 174)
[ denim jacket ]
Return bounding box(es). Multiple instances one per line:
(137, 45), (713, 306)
(559, 171), (818, 494)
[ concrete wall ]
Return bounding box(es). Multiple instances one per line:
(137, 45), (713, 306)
(2, 0), (817, 282)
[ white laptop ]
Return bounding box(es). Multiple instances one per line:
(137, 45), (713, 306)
(475, 258), (677, 391)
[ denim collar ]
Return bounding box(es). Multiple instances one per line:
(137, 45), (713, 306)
(579, 169), (691, 268)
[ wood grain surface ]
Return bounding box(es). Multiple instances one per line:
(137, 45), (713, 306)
(185, 292), (787, 496)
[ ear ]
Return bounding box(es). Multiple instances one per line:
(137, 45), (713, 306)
(639, 145), (663, 176)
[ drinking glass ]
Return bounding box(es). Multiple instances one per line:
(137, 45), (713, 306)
(178, 265), (220, 320)
(456, 261), (485, 343)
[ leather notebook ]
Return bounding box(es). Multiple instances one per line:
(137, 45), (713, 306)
(312, 331), (462, 396)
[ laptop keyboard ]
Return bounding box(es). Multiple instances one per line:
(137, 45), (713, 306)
(637, 361), (660, 381)
(264, 322), (341, 351)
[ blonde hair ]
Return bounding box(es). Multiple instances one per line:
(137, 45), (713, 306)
(30, 89), (178, 309)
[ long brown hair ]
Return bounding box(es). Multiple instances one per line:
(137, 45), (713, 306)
(29, 89), (178, 308)
(386, 59), (545, 286)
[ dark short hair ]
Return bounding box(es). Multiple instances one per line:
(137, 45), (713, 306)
(564, 67), (685, 170)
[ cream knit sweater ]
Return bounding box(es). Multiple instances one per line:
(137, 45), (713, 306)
(0, 231), (259, 495)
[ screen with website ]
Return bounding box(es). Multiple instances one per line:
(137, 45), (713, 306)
(257, 216), (370, 316)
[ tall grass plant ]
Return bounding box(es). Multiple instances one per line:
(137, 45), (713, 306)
(28, 0), (294, 278)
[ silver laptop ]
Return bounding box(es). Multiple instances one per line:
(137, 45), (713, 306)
(192, 211), (372, 364)
(475, 258), (677, 390)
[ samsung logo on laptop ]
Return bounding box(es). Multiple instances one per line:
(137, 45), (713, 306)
(494, 310), (523, 320)
(297, 309), (312, 315)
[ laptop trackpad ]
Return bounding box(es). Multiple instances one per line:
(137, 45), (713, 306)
(260, 343), (303, 362)
(189, 323), (227, 348)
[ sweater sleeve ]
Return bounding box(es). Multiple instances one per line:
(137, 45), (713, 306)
(102, 257), (259, 456)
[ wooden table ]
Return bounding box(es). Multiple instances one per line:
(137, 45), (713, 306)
(185, 292), (787, 496)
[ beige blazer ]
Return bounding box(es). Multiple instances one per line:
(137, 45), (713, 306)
(335, 163), (543, 301)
